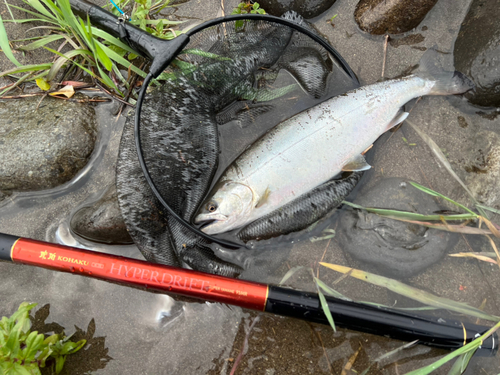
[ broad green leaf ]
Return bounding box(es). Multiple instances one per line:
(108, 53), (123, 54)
(320, 263), (500, 322)
(55, 356), (67, 374)
(18, 34), (64, 51)
(0, 14), (21, 66)
(36, 77), (50, 90)
(12, 362), (32, 375)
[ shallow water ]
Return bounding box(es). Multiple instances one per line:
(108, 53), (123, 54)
(1, 0), (500, 374)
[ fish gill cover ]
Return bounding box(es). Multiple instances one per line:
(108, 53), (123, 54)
(116, 13), (360, 277)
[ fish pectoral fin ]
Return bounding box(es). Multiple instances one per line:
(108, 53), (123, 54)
(385, 110), (409, 131)
(342, 154), (371, 172)
(255, 186), (271, 208)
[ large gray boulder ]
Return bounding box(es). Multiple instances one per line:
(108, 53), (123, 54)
(454, 0), (500, 108)
(0, 96), (97, 192)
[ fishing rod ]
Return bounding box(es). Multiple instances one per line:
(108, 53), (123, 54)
(0, 232), (497, 354)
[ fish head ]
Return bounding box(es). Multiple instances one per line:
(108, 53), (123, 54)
(194, 181), (255, 234)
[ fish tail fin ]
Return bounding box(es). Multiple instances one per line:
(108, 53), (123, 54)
(416, 49), (474, 95)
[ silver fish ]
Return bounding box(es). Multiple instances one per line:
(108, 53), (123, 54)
(195, 66), (473, 235)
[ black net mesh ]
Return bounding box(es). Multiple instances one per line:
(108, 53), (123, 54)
(116, 13), (360, 277)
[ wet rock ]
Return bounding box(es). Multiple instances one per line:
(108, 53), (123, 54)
(258, 0), (337, 19)
(337, 178), (451, 278)
(454, 0), (500, 107)
(0, 96), (96, 191)
(354, 0), (438, 35)
(462, 131), (500, 208)
(70, 185), (133, 245)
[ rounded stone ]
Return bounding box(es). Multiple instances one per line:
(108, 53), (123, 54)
(454, 0), (500, 108)
(0, 96), (97, 191)
(70, 186), (133, 245)
(337, 177), (451, 278)
(354, 0), (438, 35)
(258, 0), (337, 19)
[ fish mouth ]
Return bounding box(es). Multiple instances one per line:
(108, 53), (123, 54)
(194, 213), (228, 232)
(198, 219), (216, 231)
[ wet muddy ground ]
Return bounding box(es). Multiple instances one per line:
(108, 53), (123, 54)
(1, 0), (499, 374)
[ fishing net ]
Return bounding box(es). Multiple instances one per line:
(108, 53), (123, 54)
(116, 12), (360, 277)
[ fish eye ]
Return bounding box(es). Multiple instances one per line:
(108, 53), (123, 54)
(207, 202), (217, 212)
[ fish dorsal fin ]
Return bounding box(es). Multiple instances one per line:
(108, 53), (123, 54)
(255, 186), (271, 208)
(342, 154), (371, 172)
(386, 110), (409, 131)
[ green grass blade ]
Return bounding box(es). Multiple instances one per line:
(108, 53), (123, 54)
(17, 34), (65, 51)
(91, 27), (138, 55)
(46, 48), (92, 81)
(7, 4), (57, 23)
(475, 204), (500, 215)
(320, 263), (500, 322)
(314, 278), (336, 332)
(96, 41), (147, 78)
(409, 182), (476, 215)
(85, 15), (112, 71)
(180, 48), (232, 61)
(404, 321), (500, 375)
(342, 201), (476, 221)
(0, 14), (21, 66)
(44, 46), (99, 81)
(24, 0), (58, 20)
(446, 350), (476, 375)
(0, 63), (52, 77)
(314, 277), (351, 301)
(278, 266), (306, 286)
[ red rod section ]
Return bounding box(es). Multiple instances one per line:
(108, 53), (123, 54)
(10, 238), (269, 311)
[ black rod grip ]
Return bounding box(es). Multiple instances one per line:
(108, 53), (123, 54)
(266, 286), (497, 354)
(0, 233), (18, 261)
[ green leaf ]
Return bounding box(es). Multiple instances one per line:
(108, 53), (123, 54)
(404, 321), (500, 375)
(18, 34), (65, 51)
(342, 201), (476, 222)
(253, 2), (259, 9)
(12, 362), (32, 375)
(97, 41), (147, 78)
(315, 279), (336, 332)
(128, 52), (138, 60)
(180, 48), (232, 61)
(320, 263), (500, 322)
(278, 266), (306, 286)
(314, 277), (351, 301)
(0, 14), (22, 66)
(409, 182), (476, 215)
(447, 350), (476, 375)
(55, 355), (66, 374)
(24, 0), (58, 20)
(46, 48), (93, 81)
